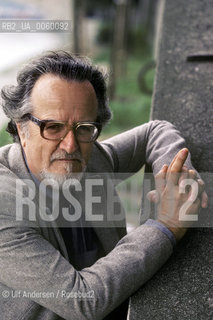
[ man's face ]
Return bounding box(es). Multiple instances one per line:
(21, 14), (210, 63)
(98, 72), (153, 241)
(18, 74), (98, 184)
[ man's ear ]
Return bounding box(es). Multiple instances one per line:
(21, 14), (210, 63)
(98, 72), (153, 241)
(16, 123), (26, 147)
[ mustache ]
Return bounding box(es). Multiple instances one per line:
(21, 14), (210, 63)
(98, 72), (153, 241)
(50, 150), (83, 162)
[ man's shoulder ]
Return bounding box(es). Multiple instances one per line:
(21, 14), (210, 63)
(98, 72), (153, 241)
(0, 143), (22, 173)
(0, 143), (29, 194)
(87, 141), (115, 173)
(0, 143), (13, 163)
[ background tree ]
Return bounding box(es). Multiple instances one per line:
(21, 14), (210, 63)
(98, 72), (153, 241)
(109, 0), (130, 99)
(72, 0), (86, 54)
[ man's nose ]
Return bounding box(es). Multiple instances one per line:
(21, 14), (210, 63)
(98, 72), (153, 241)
(59, 130), (78, 154)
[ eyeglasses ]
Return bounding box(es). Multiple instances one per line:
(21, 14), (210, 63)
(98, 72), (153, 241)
(21, 114), (102, 142)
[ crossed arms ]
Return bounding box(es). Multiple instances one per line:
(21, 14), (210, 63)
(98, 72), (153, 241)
(0, 120), (206, 320)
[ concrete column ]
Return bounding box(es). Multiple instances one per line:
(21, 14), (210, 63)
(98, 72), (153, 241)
(128, 0), (213, 319)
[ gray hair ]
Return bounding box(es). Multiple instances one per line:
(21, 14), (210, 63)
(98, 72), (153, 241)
(1, 51), (112, 142)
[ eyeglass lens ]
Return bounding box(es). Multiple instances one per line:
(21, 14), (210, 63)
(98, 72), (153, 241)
(43, 122), (98, 142)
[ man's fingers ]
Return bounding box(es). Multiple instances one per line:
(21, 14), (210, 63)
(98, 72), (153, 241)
(148, 165), (168, 204)
(197, 179), (205, 196)
(178, 166), (188, 186)
(169, 148), (188, 173)
(185, 198), (201, 216)
(182, 171), (207, 208)
(167, 148), (189, 185)
(155, 164), (168, 193)
(146, 190), (159, 203)
(188, 169), (197, 180)
(201, 190), (208, 208)
(186, 169), (198, 193)
(155, 164), (168, 178)
(167, 152), (179, 171)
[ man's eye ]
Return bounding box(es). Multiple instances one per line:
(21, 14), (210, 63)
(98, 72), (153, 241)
(77, 126), (93, 135)
(45, 123), (65, 132)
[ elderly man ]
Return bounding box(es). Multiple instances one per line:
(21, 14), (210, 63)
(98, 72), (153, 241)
(0, 51), (207, 320)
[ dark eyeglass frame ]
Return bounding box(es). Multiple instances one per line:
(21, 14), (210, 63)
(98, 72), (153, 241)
(21, 113), (102, 142)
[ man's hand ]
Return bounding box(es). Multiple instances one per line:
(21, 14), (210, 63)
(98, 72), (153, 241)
(153, 148), (205, 241)
(147, 171), (208, 209)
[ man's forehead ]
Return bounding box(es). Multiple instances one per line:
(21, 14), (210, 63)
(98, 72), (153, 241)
(30, 74), (98, 116)
(31, 73), (96, 96)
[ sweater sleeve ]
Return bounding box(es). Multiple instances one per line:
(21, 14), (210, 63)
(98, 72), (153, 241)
(0, 190), (173, 320)
(101, 120), (195, 175)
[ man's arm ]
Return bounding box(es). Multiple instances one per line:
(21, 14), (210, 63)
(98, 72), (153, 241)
(0, 149), (202, 320)
(101, 120), (195, 175)
(101, 120), (208, 207)
(0, 204), (173, 320)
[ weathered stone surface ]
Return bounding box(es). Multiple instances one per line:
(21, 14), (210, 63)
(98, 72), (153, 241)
(129, 0), (213, 319)
(151, 0), (213, 171)
(129, 229), (213, 320)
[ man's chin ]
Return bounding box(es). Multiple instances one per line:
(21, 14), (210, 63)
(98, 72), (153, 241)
(39, 169), (85, 188)
(51, 160), (83, 173)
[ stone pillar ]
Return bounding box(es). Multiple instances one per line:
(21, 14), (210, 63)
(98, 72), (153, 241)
(128, 0), (213, 319)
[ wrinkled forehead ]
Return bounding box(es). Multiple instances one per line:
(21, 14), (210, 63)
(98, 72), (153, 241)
(30, 74), (98, 120)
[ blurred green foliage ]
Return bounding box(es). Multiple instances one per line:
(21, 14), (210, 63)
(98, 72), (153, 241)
(96, 22), (151, 58)
(0, 124), (12, 147)
(96, 22), (113, 45)
(144, 65), (155, 93)
(127, 26), (151, 57)
(95, 18), (155, 140)
(96, 56), (155, 139)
